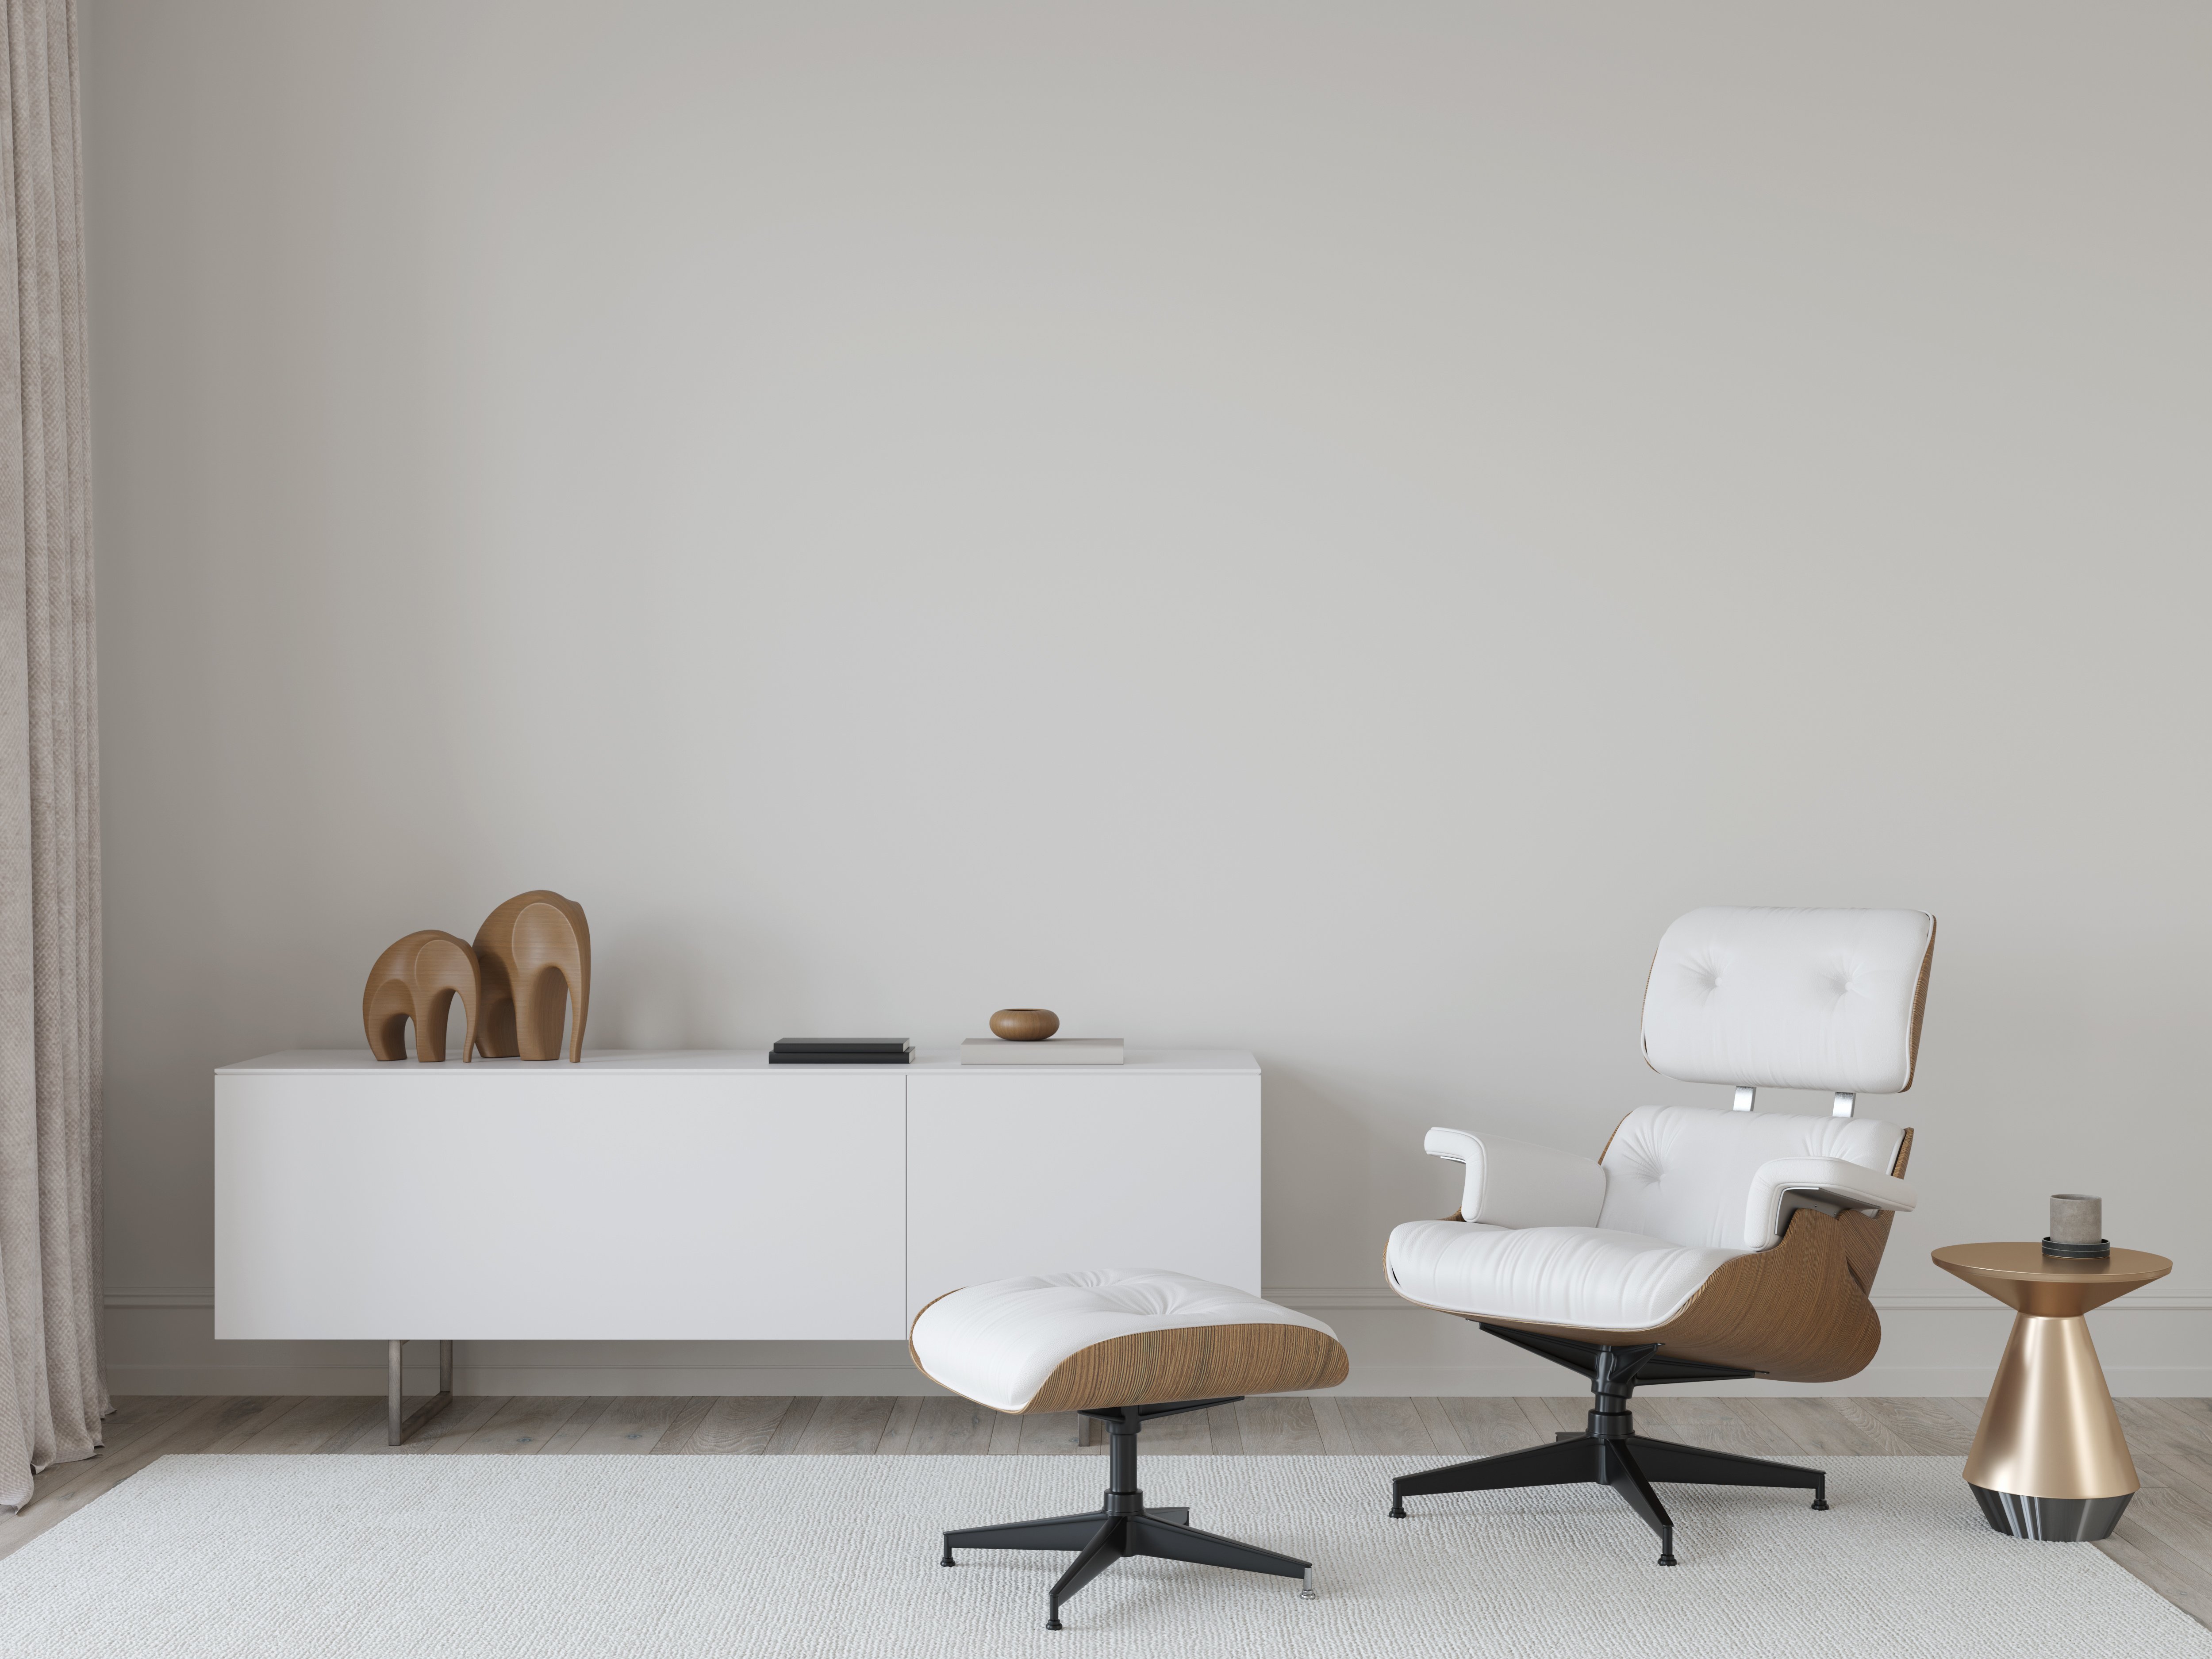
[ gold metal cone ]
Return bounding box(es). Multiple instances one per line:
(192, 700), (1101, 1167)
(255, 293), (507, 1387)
(1934, 1242), (2172, 1503)
(1964, 1312), (2138, 1500)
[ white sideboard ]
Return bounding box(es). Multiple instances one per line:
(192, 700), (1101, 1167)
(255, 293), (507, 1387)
(215, 1049), (1261, 1345)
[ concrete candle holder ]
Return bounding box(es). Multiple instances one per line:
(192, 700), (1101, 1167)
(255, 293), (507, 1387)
(2043, 1193), (2110, 1258)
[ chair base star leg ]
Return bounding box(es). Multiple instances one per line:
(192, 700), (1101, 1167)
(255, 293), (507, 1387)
(937, 1399), (1315, 1630)
(1388, 1329), (1829, 1565)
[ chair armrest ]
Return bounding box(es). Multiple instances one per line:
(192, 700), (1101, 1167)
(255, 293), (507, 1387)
(1743, 1156), (1919, 1251)
(1423, 1127), (1607, 1229)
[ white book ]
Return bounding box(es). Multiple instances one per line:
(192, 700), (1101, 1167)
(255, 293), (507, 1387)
(960, 1037), (1125, 1065)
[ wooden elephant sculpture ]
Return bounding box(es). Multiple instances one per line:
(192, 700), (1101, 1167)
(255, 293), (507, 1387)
(473, 890), (590, 1062)
(362, 930), (481, 1063)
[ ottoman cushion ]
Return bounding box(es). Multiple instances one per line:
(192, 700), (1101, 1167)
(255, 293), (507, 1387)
(910, 1267), (1348, 1414)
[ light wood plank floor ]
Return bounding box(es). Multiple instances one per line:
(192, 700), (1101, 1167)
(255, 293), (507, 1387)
(8, 1396), (2210, 1628)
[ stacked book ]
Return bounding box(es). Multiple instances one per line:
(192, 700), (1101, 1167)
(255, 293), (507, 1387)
(768, 1039), (913, 1065)
(959, 1037), (1124, 1065)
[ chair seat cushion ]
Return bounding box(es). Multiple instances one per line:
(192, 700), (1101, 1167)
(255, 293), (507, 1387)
(1387, 1219), (1746, 1331)
(910, 1268), (1347, 1415)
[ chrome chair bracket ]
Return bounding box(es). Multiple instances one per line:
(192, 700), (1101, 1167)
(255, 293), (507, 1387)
(1734, 1087), (1855, 1117)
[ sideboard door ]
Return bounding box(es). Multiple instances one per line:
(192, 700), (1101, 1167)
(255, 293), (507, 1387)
(904, 1068), (1261, 1319)
(216, 1067), (906, 1340)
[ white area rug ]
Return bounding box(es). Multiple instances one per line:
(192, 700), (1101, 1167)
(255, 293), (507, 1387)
(0, 1455), (2202, 1657)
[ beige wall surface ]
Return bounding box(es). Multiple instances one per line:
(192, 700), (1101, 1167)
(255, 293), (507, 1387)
(84, 1), (2209, 1394)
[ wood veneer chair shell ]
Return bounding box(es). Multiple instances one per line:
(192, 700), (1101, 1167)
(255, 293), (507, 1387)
(1402, 1129), (1915, 1385)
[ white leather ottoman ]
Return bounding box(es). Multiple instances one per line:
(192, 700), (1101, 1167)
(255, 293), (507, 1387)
(910, 1268), (1349, 1632)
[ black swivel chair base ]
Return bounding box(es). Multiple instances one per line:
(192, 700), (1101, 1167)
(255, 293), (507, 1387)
(1389, 1325), (1828, 1566)
(941, 1398), (1316, 1631)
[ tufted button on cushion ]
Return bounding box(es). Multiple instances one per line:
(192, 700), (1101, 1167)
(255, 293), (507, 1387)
(1641, 906), (1935, 1092)
(1598, 1104), (1905, 1251)
(1389, 1105), (1914, 1330)
(910, 1269), (1348, 1415)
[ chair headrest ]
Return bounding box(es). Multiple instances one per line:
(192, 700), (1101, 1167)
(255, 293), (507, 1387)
(1641, 906), (1936, 1094)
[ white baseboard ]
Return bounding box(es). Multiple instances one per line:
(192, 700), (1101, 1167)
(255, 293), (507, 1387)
(1265, 1286), (2212, 1314)
(105, 1285), (2212, 1399)
(107, 1285), (2212, 1315)
(103, 1363), (961, 1397)
(106, 1287), (219, 1309)
(101, 1359), (2212, 1399)
(1330, 1364), (2212, 1397)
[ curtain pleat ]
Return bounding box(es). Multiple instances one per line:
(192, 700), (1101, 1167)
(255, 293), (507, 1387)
(0, 0), (102, 1514)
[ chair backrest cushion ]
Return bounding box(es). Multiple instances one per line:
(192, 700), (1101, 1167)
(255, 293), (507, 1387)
(1597, 1104), (1906, 1251)
(1642, 906), (1935, 1093)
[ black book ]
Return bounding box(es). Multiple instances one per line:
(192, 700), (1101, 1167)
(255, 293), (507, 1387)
(769, 1038), (913, 1064)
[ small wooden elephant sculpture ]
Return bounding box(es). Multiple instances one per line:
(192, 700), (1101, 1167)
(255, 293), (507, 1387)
(473, 890), (590, 1062)
(362, 930), (481, 1063)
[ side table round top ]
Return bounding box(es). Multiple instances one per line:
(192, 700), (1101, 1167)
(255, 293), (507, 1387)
(1932, 1242), (2171, 1317)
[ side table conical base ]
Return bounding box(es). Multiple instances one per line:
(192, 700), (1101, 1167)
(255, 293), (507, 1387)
(1934, 1243), (2172, 1543)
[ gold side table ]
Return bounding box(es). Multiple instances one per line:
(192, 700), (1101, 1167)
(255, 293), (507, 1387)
(1933, 1242), (2172, 1541)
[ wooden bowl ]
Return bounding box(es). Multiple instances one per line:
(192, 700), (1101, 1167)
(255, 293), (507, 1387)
(990, 1008), (1060, 1042)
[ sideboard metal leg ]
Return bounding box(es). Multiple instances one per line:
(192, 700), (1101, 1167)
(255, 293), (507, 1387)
(383, 1340), (456, 1448)
(387, 1340), (404, 1446)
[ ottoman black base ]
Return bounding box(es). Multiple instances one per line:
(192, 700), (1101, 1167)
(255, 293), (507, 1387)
(940, 1398), (1315, 1630)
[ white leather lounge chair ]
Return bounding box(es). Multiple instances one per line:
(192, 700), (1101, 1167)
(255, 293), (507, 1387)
(1384, 905), (1936, 1564)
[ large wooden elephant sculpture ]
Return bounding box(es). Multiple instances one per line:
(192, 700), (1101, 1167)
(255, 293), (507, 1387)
(362, 930), (481, 1063)
(472, 890), (591, 1062)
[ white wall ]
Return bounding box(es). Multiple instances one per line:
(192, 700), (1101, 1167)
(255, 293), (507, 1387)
(84, 1), (2211, 1396)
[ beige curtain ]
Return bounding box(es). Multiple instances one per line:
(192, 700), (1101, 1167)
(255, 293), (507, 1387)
(0, 0), (101, 1514)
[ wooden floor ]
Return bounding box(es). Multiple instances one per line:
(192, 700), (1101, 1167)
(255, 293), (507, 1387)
(8, 1394), (2212, 1625)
